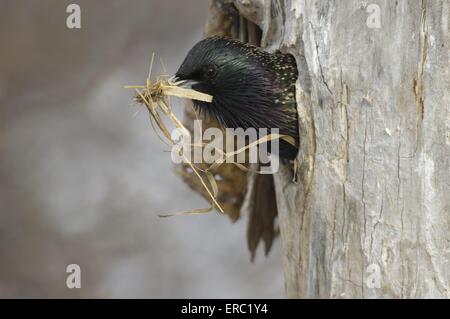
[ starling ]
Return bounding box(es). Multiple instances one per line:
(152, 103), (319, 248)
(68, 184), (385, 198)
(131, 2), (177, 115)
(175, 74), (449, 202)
(172, 36), (300, 259)
(173, 36), (299, 159)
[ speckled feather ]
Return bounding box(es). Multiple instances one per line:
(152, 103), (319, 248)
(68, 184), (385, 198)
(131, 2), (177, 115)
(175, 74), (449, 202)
(176, 36), (299, 159)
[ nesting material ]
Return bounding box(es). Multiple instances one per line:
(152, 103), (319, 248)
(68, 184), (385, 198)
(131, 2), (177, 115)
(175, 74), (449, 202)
(126, 55), (296, 217)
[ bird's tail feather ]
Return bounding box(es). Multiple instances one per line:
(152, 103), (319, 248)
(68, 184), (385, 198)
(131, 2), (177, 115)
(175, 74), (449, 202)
(246, 173), (279, 262)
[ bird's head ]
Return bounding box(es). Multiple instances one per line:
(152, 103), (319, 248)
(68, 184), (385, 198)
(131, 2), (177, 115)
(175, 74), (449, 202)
(172, 36), (279, 129)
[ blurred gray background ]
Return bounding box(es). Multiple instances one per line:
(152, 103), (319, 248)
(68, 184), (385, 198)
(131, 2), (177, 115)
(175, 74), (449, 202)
(0, 0), (284, 298)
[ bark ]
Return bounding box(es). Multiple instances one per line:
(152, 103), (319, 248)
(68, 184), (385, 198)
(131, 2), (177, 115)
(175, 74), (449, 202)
(236, 0), (450, 298)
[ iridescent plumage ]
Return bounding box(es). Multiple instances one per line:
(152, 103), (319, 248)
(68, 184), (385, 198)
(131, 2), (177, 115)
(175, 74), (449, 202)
(175, 36), (299, 159)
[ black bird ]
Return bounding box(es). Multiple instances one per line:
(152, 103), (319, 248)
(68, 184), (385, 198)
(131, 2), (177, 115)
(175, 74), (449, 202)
(173, 36), (299, 160)
(172, 36), (300, 258)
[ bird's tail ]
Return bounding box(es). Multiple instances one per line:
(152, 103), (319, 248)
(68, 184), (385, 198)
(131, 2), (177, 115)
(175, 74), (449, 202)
(246, 173), (279, 262)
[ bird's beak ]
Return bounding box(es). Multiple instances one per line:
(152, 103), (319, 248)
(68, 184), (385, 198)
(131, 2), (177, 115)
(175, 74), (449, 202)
(167, 75), (179, 84)
(168, 75), (200, 89)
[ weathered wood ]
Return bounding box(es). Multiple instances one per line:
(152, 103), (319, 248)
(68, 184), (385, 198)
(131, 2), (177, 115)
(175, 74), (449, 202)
(236, 0), (450, 298)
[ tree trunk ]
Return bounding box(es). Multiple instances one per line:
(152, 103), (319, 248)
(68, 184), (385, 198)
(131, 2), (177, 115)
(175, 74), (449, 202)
(236, 0), (450, 298)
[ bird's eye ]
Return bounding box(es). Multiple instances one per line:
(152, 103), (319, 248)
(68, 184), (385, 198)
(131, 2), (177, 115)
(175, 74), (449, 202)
(203, 65), (217, 79)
